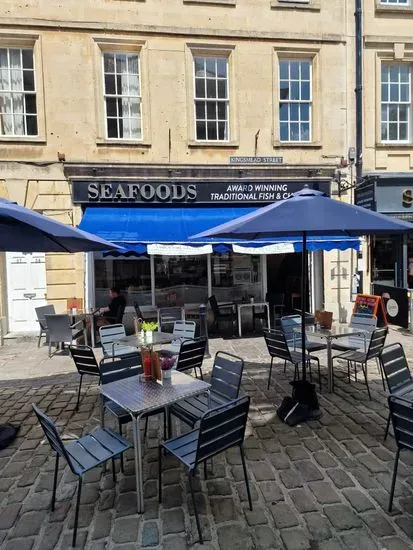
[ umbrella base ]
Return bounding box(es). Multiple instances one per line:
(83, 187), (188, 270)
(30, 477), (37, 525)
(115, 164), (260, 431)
(277, 381), (322, 426)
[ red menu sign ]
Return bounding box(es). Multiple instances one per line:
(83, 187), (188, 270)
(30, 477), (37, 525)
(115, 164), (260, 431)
(353, 294), (387, 326)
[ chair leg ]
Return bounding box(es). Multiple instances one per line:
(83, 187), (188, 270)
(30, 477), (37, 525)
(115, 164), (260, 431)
(38, 329), (42, 348)
(118, 422), (124, 474)
(347, 361), (351, 383)
(112, 458), (116, 483)
(377, 357), (386, 391)
(308, 359), (313, 382)
(284, 360), (287, 373)
(389, 448), (400, 512)
(267, 357), (273, 390)
(72, 477), (82, 548)
(360, 362), (371, 400)
(144, 416), (149, 439)
(354, 361), (358, 382)
(158, 444), (163, 503)
(167, 408), (172, 439)
(384, 412), (391, 441)
(76, 375), (83, 411)
(189, 471), (203, 544)
(315, 358), (321, 393)
(204, 461), (207, 480)
(51, 454), (59, 511)
(240, 445), (252, 511)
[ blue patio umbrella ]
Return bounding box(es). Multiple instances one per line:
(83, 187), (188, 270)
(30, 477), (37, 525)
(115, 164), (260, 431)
(192, 186), (413, 382)
(0, 198), (118, 252)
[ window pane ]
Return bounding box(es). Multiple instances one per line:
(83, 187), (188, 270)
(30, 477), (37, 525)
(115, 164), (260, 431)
(0, 70), (9, 91)
(207, 101), (216, 120)
(0, 93), (11, 113)
(300, 61), (310, 81)
(290, 61), (299, 80)
(9, 49), (21, 69)
(13, 114), (24, 134)
(290, 82), (299, 100)
(381, 122), (388, 141)
(280, 122), (289, 141)
(381, 84), (388, 102)
(23, 70), (35, 91)
(194, 57), (205, 77)
(122, 97), (131, 118)
(381, 104), (388, 122)
(130, 117), (141, 138)
(195, 101), (205, 120)
(217, 80), (227, 99)
(279, 103), (288, 121)
(106, 97), (117, 117)
(22, 50), (33, 70)
(300, 103), (310, 122)
(107, 117), (118, 138)
(24, 94), (36, 114)
(128, 55), (139, 74)
(128, 75), (139, 96)
(389, 104), (398, 121)
(400, 84), (410, 102)
(280, 82), (289, 100)
(290, 123), (300, 141)
(104, 53), (115, 73)
(399, 122), (408, 141)
(10, 70), (22, 91)
(218, 121), (227, 140)
(207, 121), (217, 140)
(12, 94), (23, 113)
(290, 103), (299, 121)
(196, 121), (206, 140)
(400, 66), (410, 82)
(0, 49), (7, 69)
(300, 123), (310, 141)
(205, 58), (216, 77)
(389, 123), (398, 141)
(195, 78), (205, 98)
(0, 114), (12, 134)
(389, 66), (399, 82)
(216, 58), (227, 78)
(279, 61), (289, 80)
(399, 104), (409, 122)
(116, 54), (127, 74)
(130, 99), (140, 118)
(122, 117), (131, 138)
(26, 115), (37, 135)
(105, 74), (116, 94)
(212, 253), (262, 302)
(154, 255), (208, 306)
(390, 84), (399, 102)
(206, 79), (216, 98)
(217, 102), (226, 120)
(301, 81), (310, 100)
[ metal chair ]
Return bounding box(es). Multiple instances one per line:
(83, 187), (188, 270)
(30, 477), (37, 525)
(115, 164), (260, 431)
(32, 404), (131, 547)
(68, 345), (102, 411)
(174, 337), (207, 379)
(161, 320), (197, 354)
(133, 301), (145, 321)
(388, 395), (413, 512)
(266, 292), (285, 327)
(44, 314), (86, 358)
(264, 329), (321, 391)
(331, 313), (377, 353)
(99, 324), (137, 357)
(332, 326), (388, 399)
(159, 395), (252, 544)
(158, 307), (183, 332)
(169, 351), (244, 433)
(380, 343), (413, 440)
(35, 305), (55, 347)
(281, 314), (327, 353)
(208, 295), (237, 336)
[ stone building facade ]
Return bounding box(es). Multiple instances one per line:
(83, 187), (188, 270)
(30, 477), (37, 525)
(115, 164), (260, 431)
(0, 0), (356, 332)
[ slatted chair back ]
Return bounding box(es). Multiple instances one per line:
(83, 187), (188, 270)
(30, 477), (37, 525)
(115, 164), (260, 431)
(44, 314), (74, 343)
(175, 338), (207, 373)
(210, 351), (244, 401)
(32, 404), (76, 474)
(280, 315), (306, 347)
(380, 343), (412, 394)
(195, 395), (250, 466)
(134, 301), (145, 321)
(35, 305), (56, 330)
(388, 395), (413, 452)
(69, 345), (100, 376)
(173, 320), (196, 340)
(208, 296), (221, 319)
(99, 324), (126, 356)
(263, 329), (292, 363)
(100, 354), (142, 385)
(159, 307), (183, 331)
(366, 326), (388, 360)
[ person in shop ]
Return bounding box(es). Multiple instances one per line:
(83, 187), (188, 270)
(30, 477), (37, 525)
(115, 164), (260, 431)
(97, 287), (126, 325)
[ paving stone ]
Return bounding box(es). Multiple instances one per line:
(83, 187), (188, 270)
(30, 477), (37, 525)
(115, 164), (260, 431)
(323, 504), (363, 530)
(370, 489), (400, 515)
(269, 453), (291, 470)
(304, 511), (333, 541)
(253, 525), (279, 549)
(290, 488), (317, 513)
(206, 479), (232, 496)
(49, 500), (71, 522)
(257, 480), (284, 503)
(362, 511), (395, 537)
(162, 485), (183, 508)
(217, 524), (253, 550)
(98, 490), (115, 511)
(285, 446), (310, 461)
(17, 470), (39, 487)
(327, 468), (355, 489)
(379, 536), (411, 550)
(395, 517), (413, 539)
(350, 467), (379, 490)
(309, 481), (341, 504)
(7, 487), (29, 504)
(339, 530), (379, 550)
(295, 460), (324, 481)
(112, 517), (140, 543)
(236, 480), (259, 503)
(162, 509), (185, 535)
(92, 510), (112, 540)
(187, 492), (208, 516)
(280, 528), (312, 550)
(3, 538), (35, 550)
(68, 505), (94, 529)
(313, 451), (338, 469)
(249, 462), (275, 481)
(60, 530), (87, 549)
(358, 453), (388, 474)
(142, 521), (159, 547)
(342, 488), (375, 512)
(271, 502), (299, 529)
(116, 492), (138, 517)
(190, 515), (212, 542)
(10, 511), (46, 537)
(244, 506), (269, 526)
(316, 540), (344, 550)
(163, 535), (189, 550)
(0, 504), (21, 529)
(303, 438), (324, 452)
(37, 522), (63, 550)
(280, 469), (303, 489)
(245, 447), (266, 461)
(210, 497), (238, 523)
(0, 478), (15, 492)
(144, 480), (157, 499)
(22, 493), (52, 512)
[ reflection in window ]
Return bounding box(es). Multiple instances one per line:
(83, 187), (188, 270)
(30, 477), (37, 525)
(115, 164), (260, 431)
(154, 255), (208, 306)
(212, 253), (262, 301)
(279, 59), (311, 142)
(94, 258), (151, 307)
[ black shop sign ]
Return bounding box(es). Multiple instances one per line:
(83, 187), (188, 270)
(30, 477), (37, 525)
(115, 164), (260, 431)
(72, 179), (331, 205)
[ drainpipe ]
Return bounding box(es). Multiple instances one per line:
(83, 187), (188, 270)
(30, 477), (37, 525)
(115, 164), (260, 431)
(355, 0), (363, 183)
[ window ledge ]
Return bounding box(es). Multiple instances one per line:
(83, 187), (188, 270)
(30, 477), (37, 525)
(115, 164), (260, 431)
(375, 142), (413, 148)
(188, 140), (239, 148)
(271, 1), (321, 11)
(96, 138), (151, 147)
(273, 141), (322, 149)
(375, 4), (413, 14)
(184, 0), (235, 4)
(0, 136), (46, 144)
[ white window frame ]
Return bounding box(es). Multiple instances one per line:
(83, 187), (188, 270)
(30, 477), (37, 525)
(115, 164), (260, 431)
(193, 55), (230, 142)
(380, 0), (409, 5)
(0, 47), (37, 137)
(381, 63), (411, 144)
(102, 51), (142, 141)
(279, 58), (312, 143)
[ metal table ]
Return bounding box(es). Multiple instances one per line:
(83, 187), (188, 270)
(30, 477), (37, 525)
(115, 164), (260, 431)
(100, 370), (210, 513)
(119, 331), (179, 351)
(69, 308), (99, 347)
(303, 324), (371, 393)
(237, 302), (270, 337)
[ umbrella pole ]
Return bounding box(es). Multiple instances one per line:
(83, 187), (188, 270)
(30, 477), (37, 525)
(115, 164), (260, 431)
(301, 231), (307, 380)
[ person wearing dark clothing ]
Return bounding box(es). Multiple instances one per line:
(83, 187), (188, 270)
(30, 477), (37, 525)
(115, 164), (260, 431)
(101, 288), (126, 322)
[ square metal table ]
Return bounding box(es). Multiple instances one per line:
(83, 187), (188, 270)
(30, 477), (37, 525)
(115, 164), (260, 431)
(303, 324), (372, 393)
(100, 370), (210, 513)
(237, 302), (270, 337)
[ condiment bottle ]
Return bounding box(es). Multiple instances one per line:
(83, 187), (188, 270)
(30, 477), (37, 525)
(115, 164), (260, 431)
(143, 355), (152, 377)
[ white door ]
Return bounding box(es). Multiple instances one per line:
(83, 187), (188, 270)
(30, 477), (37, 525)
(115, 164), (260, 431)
(6, 252), (47, 332)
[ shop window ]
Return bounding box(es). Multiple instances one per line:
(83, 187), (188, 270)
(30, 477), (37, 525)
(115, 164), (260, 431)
(381, 63), (411, 143)
(279, 59), (312, 143)
(103, 52), (142, 140)
(0, 48), (37, 137)
(94, 258), (151, 307)
(193, 56), (229, 141)
(154, 255), (208, 306)
(211, 253), (262, 302)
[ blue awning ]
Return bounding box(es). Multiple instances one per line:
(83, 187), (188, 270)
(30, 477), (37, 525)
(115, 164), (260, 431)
(79, 207), (360, 254)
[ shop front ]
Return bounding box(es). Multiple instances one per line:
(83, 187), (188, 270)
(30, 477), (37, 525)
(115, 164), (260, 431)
(73, 177), (359, 321)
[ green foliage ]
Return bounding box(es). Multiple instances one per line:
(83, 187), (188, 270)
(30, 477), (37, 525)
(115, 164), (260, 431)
(142, 321), (158, 332)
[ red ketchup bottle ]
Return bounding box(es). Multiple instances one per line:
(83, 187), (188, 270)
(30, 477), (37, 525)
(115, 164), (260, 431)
(143, 355), (152, 377)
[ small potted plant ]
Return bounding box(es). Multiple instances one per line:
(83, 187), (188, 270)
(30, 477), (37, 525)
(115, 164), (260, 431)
(141, 321), (158, 343)
(160, 355), (176, 380)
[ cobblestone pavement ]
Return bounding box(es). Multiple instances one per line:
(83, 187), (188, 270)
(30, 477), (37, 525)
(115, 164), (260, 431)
(1, 328), (413, 549)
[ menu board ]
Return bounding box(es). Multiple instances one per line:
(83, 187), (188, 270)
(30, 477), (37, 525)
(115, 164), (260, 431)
(353, 294), (388, 326)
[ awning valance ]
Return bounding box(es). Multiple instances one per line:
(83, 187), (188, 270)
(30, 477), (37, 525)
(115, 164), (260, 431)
(79, 206), (360, 255)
